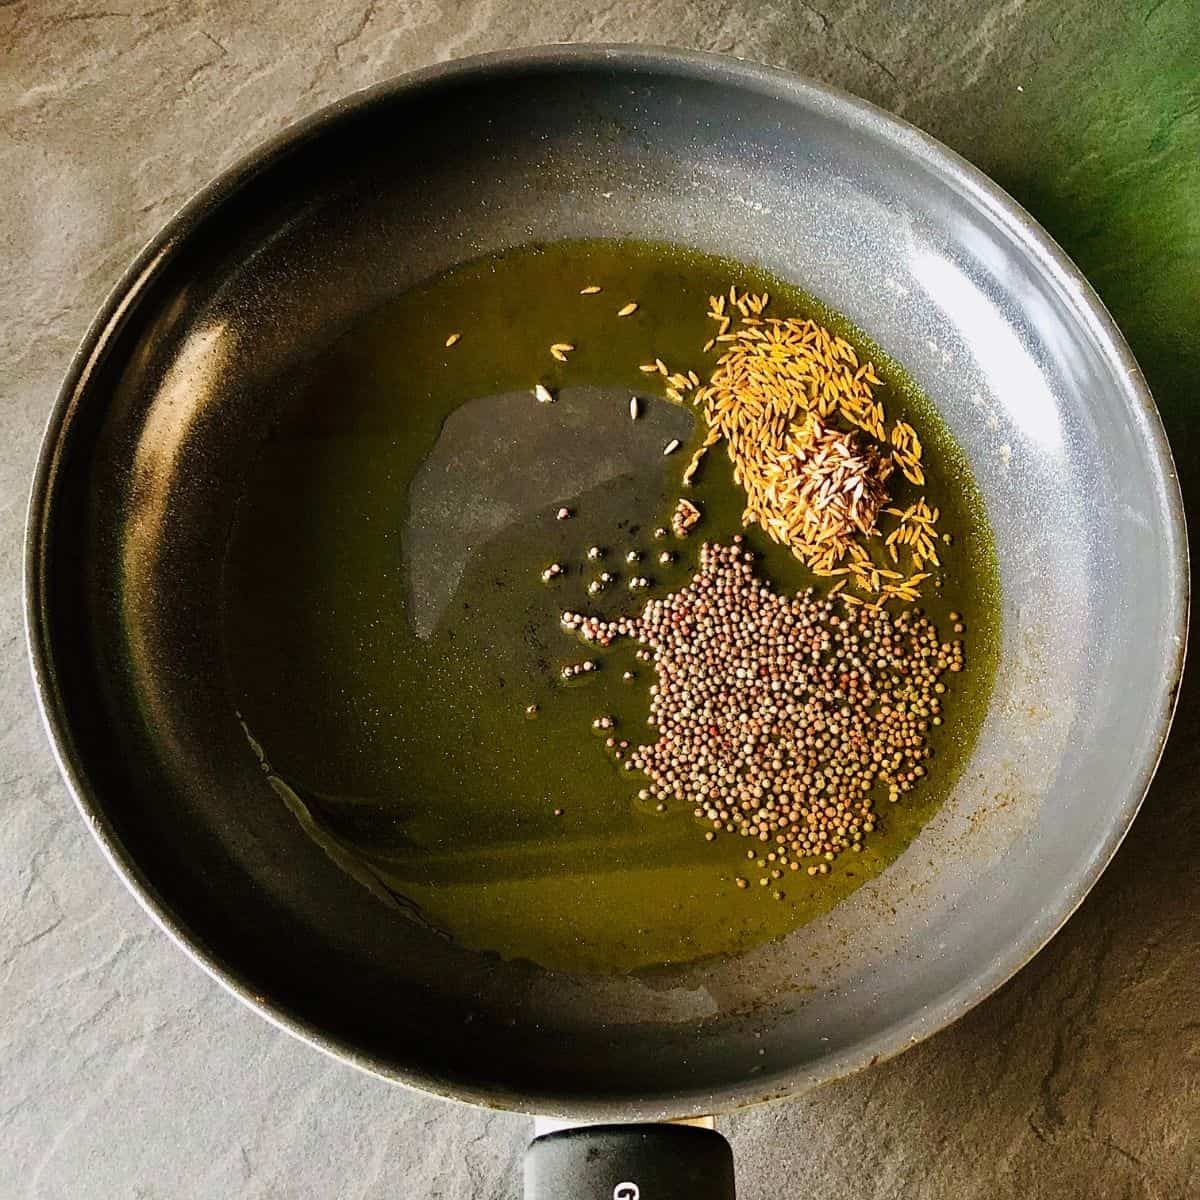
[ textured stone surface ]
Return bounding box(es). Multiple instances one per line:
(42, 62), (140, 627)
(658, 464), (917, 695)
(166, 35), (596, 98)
(3, 2), (1198, 1197)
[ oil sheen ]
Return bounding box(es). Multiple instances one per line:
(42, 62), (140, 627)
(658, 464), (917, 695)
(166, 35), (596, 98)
(221, 239), (1000, 975)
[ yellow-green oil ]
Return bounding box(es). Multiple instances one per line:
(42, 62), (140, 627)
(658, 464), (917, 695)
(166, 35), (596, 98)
(221, 239), (999, 975)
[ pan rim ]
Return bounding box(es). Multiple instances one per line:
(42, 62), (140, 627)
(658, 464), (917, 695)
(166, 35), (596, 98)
(24, 42), (1189, 1120)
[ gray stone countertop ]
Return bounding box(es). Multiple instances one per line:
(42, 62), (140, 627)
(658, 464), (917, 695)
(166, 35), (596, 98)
(3, 3), (1197, 1197)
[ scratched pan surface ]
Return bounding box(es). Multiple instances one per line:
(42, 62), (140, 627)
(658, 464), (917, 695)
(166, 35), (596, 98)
(26, 47), (1186, 1119)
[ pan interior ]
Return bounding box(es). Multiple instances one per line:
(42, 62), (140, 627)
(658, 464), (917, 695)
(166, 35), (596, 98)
(219, 236), (999, 976)
(33, 55), (1183, 1116)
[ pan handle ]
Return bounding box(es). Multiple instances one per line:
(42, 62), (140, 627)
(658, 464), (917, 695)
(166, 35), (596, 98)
(523, 1122), (736, 1200)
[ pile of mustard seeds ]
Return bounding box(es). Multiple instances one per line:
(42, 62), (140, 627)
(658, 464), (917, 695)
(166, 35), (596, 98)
(562, 540), (962, 876)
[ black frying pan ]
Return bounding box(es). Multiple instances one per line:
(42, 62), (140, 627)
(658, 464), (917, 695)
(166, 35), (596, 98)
(26, 47), (1186, 1198)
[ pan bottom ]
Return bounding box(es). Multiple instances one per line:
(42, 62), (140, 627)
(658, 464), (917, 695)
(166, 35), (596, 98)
(220, 237), (1000, 975)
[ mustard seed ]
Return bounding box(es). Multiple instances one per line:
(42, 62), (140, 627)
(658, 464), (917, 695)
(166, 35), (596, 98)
(561, 541), (960, 880)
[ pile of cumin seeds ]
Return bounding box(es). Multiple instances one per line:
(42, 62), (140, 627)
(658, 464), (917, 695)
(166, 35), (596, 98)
(561, 539), (963, 879)
(660, 288), (944, 606)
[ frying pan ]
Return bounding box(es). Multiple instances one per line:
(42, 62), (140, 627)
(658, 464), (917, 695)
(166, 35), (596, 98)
(25, 46), (1187, 1199)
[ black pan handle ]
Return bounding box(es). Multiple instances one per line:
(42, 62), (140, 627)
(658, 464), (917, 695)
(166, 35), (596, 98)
(524, 1123), (736, 1200)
